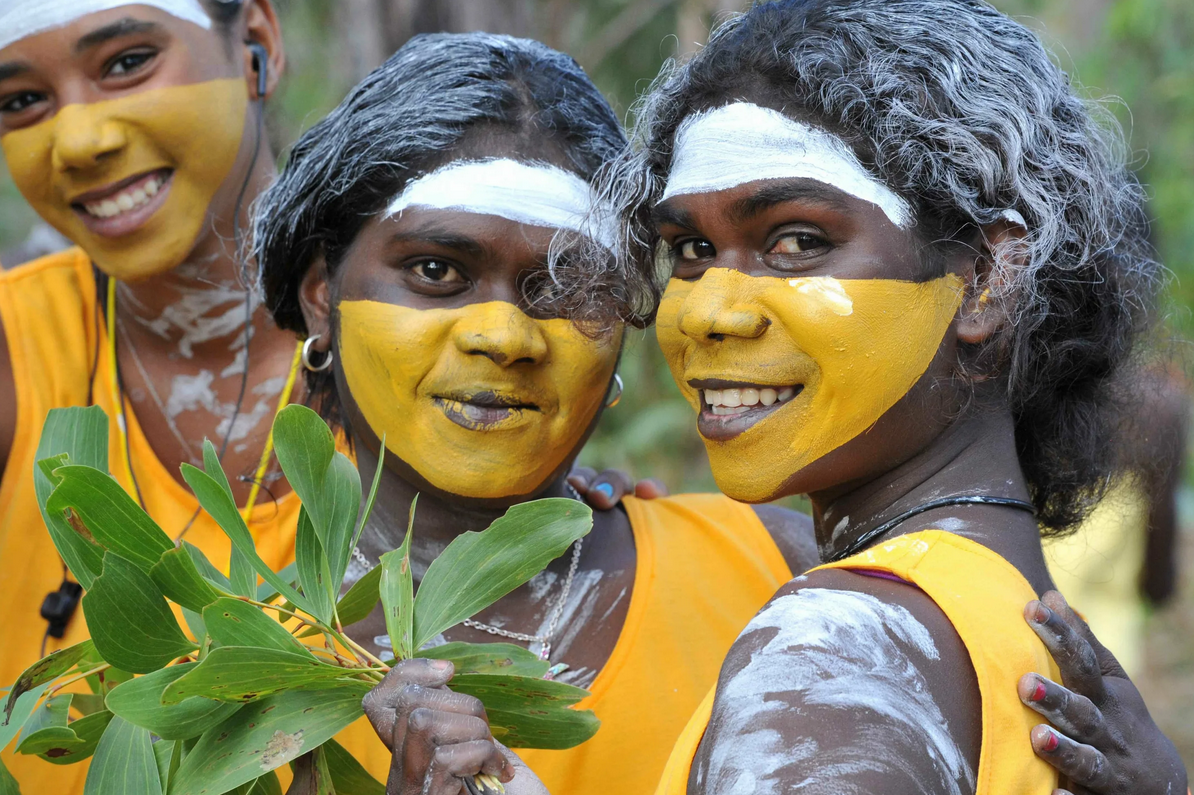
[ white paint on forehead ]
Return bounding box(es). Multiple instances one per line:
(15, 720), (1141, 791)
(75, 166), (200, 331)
(662, 102), (914, 229)
(0, 0), (211, 53)
(703, 588), (973, 794)
(386, 158), (617, 250)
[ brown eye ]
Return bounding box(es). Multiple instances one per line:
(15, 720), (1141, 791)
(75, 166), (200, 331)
(0, 91), (45, 114)
(770, 232), (827, 255)
(675, 239), (715, 261)
(411, 260), (463, 283)
(104, 49), (156, 78)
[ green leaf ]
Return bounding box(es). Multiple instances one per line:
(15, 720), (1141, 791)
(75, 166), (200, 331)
(201, 598), (314, 657)
(181, 464), (316, 617)
(152, 739), (179, 792)
(353, 440), (385, 553)
(1, 682), (51, 753)
(201, 440), (257, 598)
(170, 688), (365, 795)
(0, 757), (18, 795)
(14, 693), (71, 746)
(335, 565), (382, 628)
(22, 709), (113, 765)
(105, 665), (241, 740)
(413, 499), (592, 649)
(3, 641), (94, 721)
(449, 674), (599, 750)
(84, 717), (163, 795)
(180, 608), (208, 644)
(46, 465), (173, 574)
(256, 562), (299, 603)
(416, 642), (550, 678)
(184, 542), (232, 591)
(324, 738), (384, 795)
(271, 405), (337, 533)
(34, 407), (109, 589)
(150, 547), (225, 614)
(321, 453), (362, 603)
(160, 647), (369, 705)
(231, 771), (283, 795)
(380, 496), (417, 659)
(70, 693), (107, 716)
(295, 508), (336, 626)
(81, 552), (196, 674)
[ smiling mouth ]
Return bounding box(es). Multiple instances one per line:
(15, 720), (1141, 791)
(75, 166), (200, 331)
(70, 169), (173, 237)
(433, 392), (540, 430)
(690, 379), (804, 439)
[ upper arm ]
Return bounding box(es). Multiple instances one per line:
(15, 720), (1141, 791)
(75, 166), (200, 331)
(0, 311), (15, 477)
(752, 504), (820, 575)
(691, 570), (981, 795)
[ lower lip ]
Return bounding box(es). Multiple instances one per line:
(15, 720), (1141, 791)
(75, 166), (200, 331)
(435, 398), (538, 431)
(72, 171), (174, 239)
(697, 387), (803, 441)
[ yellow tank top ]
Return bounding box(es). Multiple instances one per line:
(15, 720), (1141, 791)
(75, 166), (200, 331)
(333, 493), (792, 795)
(656, 530), (1060, 795)
(0, 249), (302, 792)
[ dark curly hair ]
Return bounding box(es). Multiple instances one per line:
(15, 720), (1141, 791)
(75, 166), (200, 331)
(599, 0), (1160, 534)
(254, 32), (639, 430)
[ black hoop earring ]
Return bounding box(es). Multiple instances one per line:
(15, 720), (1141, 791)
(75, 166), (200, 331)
(302, 335), (333, 372)
(605, 373), (624, 408)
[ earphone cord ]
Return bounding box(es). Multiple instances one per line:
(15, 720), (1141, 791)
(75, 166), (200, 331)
(828, 494), (1038, 563)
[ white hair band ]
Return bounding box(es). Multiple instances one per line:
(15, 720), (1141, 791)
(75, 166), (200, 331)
(662, 102), (914, 229)
(386, 158), (617, 250)
(0, 1), (211, 54)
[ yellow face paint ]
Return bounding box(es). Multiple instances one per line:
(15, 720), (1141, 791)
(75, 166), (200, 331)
(339, 299), (621, 499)
(656, 268), (964, 502)
(1, 78), (247, 281)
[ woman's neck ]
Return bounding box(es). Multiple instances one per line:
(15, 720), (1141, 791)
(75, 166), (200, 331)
(812, 409), (1055, 593)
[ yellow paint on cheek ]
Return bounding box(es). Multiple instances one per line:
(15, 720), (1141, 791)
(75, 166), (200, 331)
(339, 300), (620, 499)
(657, 268), (964, 502)
(1, 78), (247, 280)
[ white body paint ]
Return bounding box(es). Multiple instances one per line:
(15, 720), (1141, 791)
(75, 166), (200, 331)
(702, 588), (973, 795)
(662, 103), (914, 229)
(0, 0), (210, 53)
(386, 158), (617, 250)
(790, 277), (854, 316)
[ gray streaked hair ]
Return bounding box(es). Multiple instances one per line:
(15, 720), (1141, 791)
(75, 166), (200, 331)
(599, 0), (1160, 533)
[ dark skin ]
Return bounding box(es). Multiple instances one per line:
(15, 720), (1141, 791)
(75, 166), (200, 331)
(296, 135), (819, 794)
(0, 1), (300, 506)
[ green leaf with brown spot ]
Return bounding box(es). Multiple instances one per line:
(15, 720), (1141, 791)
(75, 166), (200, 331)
(448, 674), (599, 750)
(21, 709), (113, 765)
(380, 495), (417, 660)
(2, 640), (94, 721)
(201, 598), (314, 657)
(105, 665), (242, 740)
(415, 642), (550, 678)
(160, 647), (366, 705)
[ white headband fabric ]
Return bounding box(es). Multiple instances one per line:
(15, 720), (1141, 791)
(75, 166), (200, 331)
(662, 102), (914, 229)
(386, 159), (617, 250)
(0, 1), (211, 54)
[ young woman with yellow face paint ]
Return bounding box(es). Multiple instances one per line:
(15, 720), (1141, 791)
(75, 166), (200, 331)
(254, 32), (819, 795)
(0, 2), (304, 790)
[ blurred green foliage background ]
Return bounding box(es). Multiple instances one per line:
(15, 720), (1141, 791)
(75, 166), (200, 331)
(1, 0), (1189, 497)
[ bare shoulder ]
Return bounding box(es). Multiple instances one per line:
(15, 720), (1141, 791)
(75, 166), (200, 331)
(751, 504), (819, 575)
(0, 311), (14, 477)
(691, 567), (981, 795)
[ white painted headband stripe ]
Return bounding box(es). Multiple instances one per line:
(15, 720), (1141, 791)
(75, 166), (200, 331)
(0, 1), (211, 54)
(662, 102), (914, 230)
(386, 158), (617, 250)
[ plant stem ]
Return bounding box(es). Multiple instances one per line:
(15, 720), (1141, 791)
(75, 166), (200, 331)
(47, 663), (110, 697)
(335, 630), (390, 670)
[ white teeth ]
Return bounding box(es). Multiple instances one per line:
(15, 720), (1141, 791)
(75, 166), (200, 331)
(711, 405), (750, 416)
(722, 388), (741, 407)
(760, 388), (777, 406)
(704, 384), (797, 413)
(778, 387), (795, 402)
(82, 176), (163, 219)
(740, 388), (759, 406)
(705, 389), (724, 407)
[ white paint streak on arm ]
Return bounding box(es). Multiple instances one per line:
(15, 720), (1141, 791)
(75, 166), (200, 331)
(700, 588), (974, 795)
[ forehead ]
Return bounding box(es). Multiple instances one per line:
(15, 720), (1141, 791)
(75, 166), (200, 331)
(0, 2), (210, 57)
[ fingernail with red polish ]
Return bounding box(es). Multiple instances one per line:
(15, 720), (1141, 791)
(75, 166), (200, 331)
(1031, 679), (1047, 702)
(1042, 728), (1060, 752)
(1032, 602), (1050, 624)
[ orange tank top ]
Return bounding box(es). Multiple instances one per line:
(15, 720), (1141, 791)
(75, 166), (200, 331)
(655, 530), (1060, 795)
(333, 493), (793, 795)
(0, 250), (302, 792)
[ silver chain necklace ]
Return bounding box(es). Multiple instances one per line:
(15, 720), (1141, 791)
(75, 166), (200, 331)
(351, 483), (586, 662)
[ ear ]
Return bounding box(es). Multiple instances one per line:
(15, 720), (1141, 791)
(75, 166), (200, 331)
(241, 0), (286, 100)
(299, 253), (333, 354)
(956, 218), (1028, 345)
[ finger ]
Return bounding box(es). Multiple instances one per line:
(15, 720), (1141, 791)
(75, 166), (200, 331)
(566, 467), (598, 491)
(1018, 673), (1105, 743)
(634, 478), (670, 499)
(1041, 591), (1127, 680)
(1031, 724), (1114, 791)
(423, 742), (504, 795)
(363, 659), (454, 747)
(1024, 598), (1107, 705)
(405, 709), (513, 782)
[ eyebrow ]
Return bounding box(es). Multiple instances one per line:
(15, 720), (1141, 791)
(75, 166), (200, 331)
(651, 202), (698, 230)
(75, 18), (162, 54)
(389, 226), (486, 258)
(726, 181), (853, 225)
(0, 62), (30, 82)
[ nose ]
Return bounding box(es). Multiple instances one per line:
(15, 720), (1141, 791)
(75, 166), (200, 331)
(676, 271), (771, 343)
(51, 104), (128, 172)
(452, 303), (549, 367)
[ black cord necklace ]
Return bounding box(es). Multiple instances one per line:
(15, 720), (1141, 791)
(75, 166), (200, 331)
(828, 495), (1037, 563)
